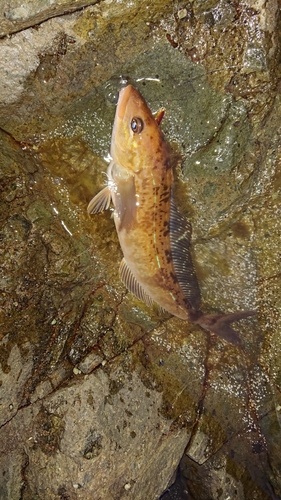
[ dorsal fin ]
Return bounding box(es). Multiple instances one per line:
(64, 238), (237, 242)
(170, 197), (201, 310)
(154, 107), (165, 125)
(119, 258), (153, 307)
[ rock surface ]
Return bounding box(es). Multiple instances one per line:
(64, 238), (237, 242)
(0, 1), (280, 499)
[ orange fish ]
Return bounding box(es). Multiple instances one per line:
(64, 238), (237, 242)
(88, 85), (256, 344)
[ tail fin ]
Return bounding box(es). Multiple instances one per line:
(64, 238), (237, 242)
(194, 310), (257, 345)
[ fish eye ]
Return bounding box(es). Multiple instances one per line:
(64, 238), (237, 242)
(131, 117), (144, 134)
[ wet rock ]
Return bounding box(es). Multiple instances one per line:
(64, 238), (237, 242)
(0, 0), (280, 499)
(0, 1), (98, 37)
(0, 358), (190, 500)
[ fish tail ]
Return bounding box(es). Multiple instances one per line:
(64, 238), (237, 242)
(191, 310), (257, 345)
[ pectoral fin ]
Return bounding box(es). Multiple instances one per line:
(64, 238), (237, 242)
(114, 181), (136, 231)
(87, 186), (112, 214)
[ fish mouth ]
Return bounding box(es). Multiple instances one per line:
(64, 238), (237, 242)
(111, 84), (142, 163)
(110, 85), (133, 162)
(116, 84), (136, 121)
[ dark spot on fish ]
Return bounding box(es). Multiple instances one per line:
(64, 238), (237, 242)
(160, 188), (170, 201)
(165, 249), (172, 263)
(153, 147), (162, 159)
(160, 195), (170, 203)
(170, 272), (178, 284)
(164, 158), (172, 170)
(144, 116), (154, 127)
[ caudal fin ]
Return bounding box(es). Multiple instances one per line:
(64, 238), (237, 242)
(194, 310), (257, 345)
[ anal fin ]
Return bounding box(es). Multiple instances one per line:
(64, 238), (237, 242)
(87, 186), (111, 214)
(119, 258), (153, 307)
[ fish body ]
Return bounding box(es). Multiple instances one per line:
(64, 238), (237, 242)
(88, 85), (255, 344)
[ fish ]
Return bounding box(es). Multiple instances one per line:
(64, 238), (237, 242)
(87, 84), (256, 345)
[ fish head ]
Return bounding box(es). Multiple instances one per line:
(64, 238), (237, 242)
(110, 85), (167, 174)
